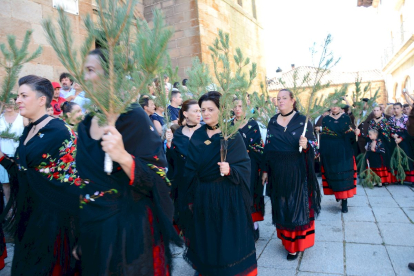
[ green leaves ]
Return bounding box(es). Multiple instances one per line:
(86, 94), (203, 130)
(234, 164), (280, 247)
(0, 30), (42, 111)
(43, 1), (173, 126)
(356, 153), (381, 188)
(390, 145), (414, 184)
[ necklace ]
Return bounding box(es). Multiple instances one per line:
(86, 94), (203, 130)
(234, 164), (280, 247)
(280, 110), (294, 117)
(375, 116), (382, 120)
(206, 124), (219, 130)
(30, 114), (49, 131)
(186, 123), (197, 128)
(332, 112), (340, 116)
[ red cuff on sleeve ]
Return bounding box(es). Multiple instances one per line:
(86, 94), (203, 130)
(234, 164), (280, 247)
(226, 167), (231, 176)
(303, 146), (309, 153)
(0, 156), (5, 163)
(129, 155), (135, 186)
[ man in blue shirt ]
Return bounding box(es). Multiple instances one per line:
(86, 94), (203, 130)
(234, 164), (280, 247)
(167, 90), (182, 124)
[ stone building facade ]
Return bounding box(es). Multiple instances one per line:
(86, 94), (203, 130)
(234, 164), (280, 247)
(359, 0), (414, 103)
(0, 0), (265, 93)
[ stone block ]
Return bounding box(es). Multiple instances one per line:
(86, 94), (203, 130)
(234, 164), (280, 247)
(386, 185), (414, 197)
(347, 194), (369, 207)
(298, 273), (342, 276)
(344, 221), (383, 244)
(402, 207), (414, 222)
(368, 195), (399, 208)
(174, 2), (194, 14)
(0, 17), (32, 41)
(177, 37), (190, 47)
(315, 220), (343, 243)
(300, 241), (344, 274)
(161, 0), (174, 8)
(0, 0), (12, 18)
(179, 44), (200, 57)
(257, 239), (299, 270)
(343, 206), (376, 222)
(364, 186), (392, 197)
(11, 0), (42, 24)
(345, 243), (394, 276)
(19, 63), (54, 81)
(177, 56), (192, 67)
(316, 204), (342, 222)
(372, 206), (411, 223)
(31, 23), (49, 46)
(173, 30), (185, 40)
(393, 195), (414, 208)
(378, 222), (414, 246)
(386, 245), (414, 276)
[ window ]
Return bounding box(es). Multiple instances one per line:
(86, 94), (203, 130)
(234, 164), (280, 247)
(252, 0), (257, 19)
(237, 0), (242, 6)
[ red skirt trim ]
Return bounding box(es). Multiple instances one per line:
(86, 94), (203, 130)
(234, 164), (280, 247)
(388, 170), (414, 183)
(276, 220), (315, 253)
(321, 157), (357, 200)
(251, 212), (264, 222)
(371, 166), (391, 184)
(0, 241), (6, 270)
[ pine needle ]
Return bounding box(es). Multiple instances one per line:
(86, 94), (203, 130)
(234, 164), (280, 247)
(390, 144), (414, 184)
(0, 125), (20, 142)
(0, 30), (42, 113)
(356, 153), (380, 188)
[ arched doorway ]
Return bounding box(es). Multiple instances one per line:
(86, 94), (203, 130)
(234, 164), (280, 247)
(403, 76), (412, 94)
(393, 83), (399, 102)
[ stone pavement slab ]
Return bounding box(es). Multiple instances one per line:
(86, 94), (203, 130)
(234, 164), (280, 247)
(378, 222), (414, 246)
(345, 243), (394, 276)
(315, 219), (343, 243)
(372, 206), (411, 223)
(368, 195), (399, 208)
(347, 194), (370, 207)
(299, 241), (344, 275)
(364, 186), (392, 197)
(386, 245), (414, 276)
(343, 205), (376, 222)
(344, 221), (383, 244)
(257, 239), (300, 270)
(402, 207), (414, 222)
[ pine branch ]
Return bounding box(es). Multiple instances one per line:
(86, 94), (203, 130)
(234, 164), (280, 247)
(0, 30), (42, 113)
(390, 144), (414, 184)
(0, 125), (20, 142)
(356, 153), (380, 188)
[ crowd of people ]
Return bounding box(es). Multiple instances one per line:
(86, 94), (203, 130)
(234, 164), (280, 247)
(1, 51), (414, 275)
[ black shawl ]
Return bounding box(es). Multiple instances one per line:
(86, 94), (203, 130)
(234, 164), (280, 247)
(1, 117), (80, 275)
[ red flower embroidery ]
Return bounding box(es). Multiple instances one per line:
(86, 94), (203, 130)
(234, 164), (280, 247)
(42, 154), (47, 158)
(61, 154), (74, 163)
(60, 165), (65, 169)
(69, 177), (73, 182)
(153, 155), (159, 161)
(53, 172), (59, 179)
(74, 178), (81, 186)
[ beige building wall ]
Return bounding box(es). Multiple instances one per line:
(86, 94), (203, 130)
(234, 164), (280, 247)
(197, 0), (265, 93)
(0, 0), (96, 84)
(1, 0), (266, 94)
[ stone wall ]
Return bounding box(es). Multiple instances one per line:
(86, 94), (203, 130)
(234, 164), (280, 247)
(1, 0), (266, 94)
(197, 0), (265, 93)
(0, 0), (96, 87)
(143, 0), (202, 78)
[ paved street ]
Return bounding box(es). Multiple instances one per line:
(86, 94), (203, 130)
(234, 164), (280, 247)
(2, 181), (414, 275)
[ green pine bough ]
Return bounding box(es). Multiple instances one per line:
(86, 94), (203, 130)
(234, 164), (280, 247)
(356, 153), (381, 188)
(0, 126), (20, 142)
(0, 30), (42, 113)
(390, 145), (413, 184)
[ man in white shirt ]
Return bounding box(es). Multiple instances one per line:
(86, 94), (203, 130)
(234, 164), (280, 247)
(59, 72), (90, 112)
(59, 72), (76, 100)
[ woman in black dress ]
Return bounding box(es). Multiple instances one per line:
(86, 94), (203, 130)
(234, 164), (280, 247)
(232, 99), (264, 241)
(318, 102), (358, 213)
(183, 91), (257, 276)
(262, 89), (321, 260)
(0, 75), (79, 275)
(75, 49), (181, 275)
(167, 99), (201, 232)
